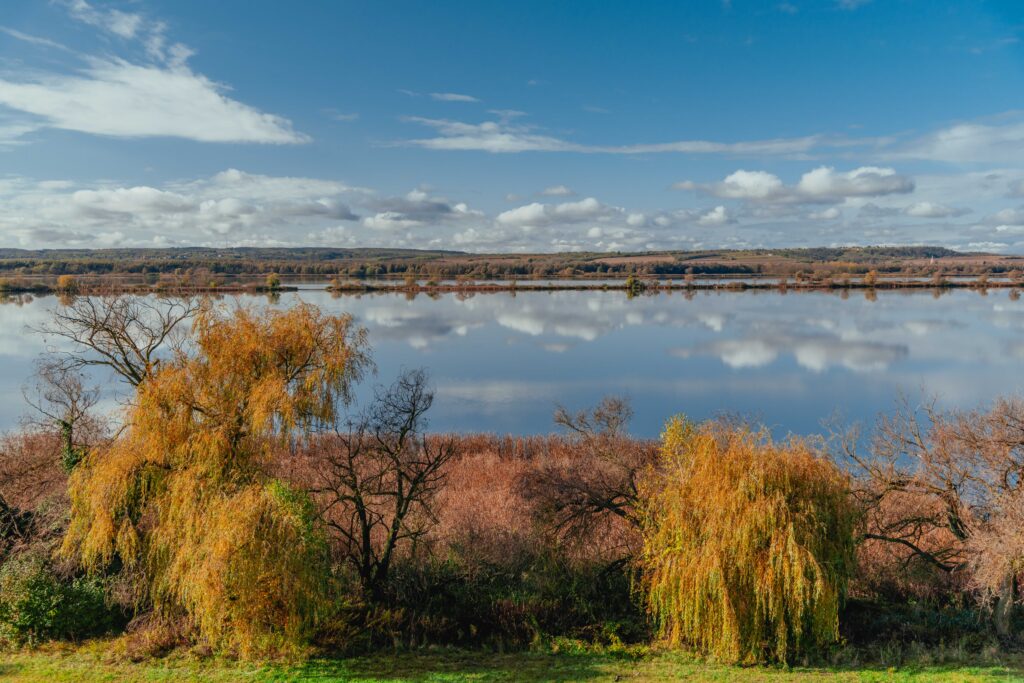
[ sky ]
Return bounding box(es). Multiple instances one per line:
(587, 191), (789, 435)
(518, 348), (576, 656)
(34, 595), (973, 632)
(2, 1), (1024, 253)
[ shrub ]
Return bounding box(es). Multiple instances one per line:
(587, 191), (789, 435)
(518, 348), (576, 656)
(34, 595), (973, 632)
(378, 551), (646, 649)
(637, 417), (857, 664)
(55, 275), (79, 294)
(0, 554), (120, 645)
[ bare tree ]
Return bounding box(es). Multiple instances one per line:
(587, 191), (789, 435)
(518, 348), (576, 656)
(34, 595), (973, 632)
(23, 359), (105, 471)
(304, 369), (459, 599)
(837, 396), (1024, 636)
(34, 295), (199, 387)
(518, 397), (658, 558)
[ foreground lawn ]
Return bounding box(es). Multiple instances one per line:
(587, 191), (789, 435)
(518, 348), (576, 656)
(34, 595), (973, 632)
(2, 646), (1024, 683)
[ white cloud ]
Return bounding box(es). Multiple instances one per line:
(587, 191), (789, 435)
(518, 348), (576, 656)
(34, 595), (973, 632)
(540, 185), (574, 196)
(66, 0), (143, 39)
(0, 3), (307, 145)
(677, 170), (785, 200)
(903, 202), (969, 218)
(496, 197), (620, 228)
(0, 59), (307, 144)
(797, 166), (913, 199)
(400, 110), (1024, 168)
(899, 117), (1024, 164)
(697, 205), (734, 226)
(0, 26), (73, 52)
(402, 116), (828, 156)
(1, 164), (1020, 253)
(0, 170), (362, 246)
(678, 166), (913, 204)
(429, 92), (480, 103)
(362, 189), (483, 231)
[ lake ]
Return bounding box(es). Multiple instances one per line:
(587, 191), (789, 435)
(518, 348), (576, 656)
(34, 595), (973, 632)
(2, 287), (1023, 438)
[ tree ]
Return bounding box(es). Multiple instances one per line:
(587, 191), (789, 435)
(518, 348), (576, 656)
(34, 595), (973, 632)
(266, 273), (281, 290)
(23, 360), (104, 473)
(62, 302), (370, 655)
(55, 275), (79, 294)
(838, 397), (1024, 636)
(303, 369), (459, 600)
(35, 296), (199, 387)
(518, 397), (656, 558)
(639, 417), (856, 664)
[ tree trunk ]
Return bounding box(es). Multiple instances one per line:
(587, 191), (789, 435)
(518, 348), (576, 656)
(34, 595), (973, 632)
(994, 571), (1015, 638)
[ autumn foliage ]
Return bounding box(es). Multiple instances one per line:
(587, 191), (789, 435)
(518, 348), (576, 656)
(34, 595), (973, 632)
(638, 417), (857, 664)
(6, 295), (1024, 660)
(61, 302), (369, 655)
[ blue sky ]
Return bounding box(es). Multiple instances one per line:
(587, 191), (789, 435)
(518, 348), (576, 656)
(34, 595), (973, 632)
(3, 1), (1024, 252)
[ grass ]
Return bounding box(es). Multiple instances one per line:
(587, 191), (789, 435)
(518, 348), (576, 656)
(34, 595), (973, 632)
(2, 644), (1024, 682)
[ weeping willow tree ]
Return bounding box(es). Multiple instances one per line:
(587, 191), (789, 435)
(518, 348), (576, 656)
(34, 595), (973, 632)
(638, 417), (856, 664)
(62, 302), (370, 656)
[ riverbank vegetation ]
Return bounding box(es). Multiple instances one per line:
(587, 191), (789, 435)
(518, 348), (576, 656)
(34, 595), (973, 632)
(2, 295), (1024, 677)
(1, 246), (1023, 296)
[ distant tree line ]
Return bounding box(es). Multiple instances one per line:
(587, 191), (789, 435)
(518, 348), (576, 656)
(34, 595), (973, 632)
(1, 246), (1020, 285)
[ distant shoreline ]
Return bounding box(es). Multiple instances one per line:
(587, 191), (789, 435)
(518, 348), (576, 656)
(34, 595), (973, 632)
(2, 275), (1022, 297)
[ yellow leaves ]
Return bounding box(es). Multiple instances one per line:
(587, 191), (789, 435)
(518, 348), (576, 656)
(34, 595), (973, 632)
(638, 418), (856, 664)
(61, 301), (369, 656)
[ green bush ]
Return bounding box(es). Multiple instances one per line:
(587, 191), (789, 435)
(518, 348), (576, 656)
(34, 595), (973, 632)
(363, 552), (646, 650)
(0, 555), (121, 646)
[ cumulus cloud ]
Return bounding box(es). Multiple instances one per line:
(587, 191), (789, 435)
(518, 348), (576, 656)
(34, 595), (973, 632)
(697, 205), (735, 226)
(798, 166), (913, 199)
(362, 189), (483, 231)
(677, 166), (914, 204)
(0, 170), (361, 246)
(496, 197), (621, 228)
(0, 2), (306, 144)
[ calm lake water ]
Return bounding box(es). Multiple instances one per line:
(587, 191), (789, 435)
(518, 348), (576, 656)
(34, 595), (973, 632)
(2, 288), (1023, 437)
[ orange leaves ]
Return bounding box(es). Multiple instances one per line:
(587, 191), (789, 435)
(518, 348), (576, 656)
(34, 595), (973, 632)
(637, 417), (856, 664)
(62, 301), (369, 655)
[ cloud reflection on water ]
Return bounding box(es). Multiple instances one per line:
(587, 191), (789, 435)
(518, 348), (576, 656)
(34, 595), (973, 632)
(2, 288), (1023, 436)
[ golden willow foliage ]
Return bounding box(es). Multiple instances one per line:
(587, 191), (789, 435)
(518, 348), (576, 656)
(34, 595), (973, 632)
(638, 418), (856, 664)
(62, 302), (370, 656)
